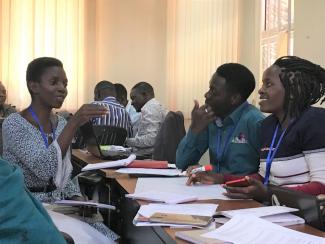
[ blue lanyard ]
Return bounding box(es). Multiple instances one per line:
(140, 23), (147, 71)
(28, 106), (56, 148)
(263, 123), (287, 185)
(215, 103), (248, 172)
(215, 125), (237, 172)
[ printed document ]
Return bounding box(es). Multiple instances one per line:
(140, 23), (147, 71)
(135, 177), (229, 200)
(216, 206), (304, 226)
(202, 215), (325, 244)
(221, 206), (298, 218)
(126, 191), (197, 204)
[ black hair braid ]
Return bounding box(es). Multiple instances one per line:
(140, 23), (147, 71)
(274, 56), (325, 118)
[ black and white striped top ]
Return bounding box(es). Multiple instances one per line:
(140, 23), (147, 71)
(92, 96), (133, 137)
(259, 107), (325, 187)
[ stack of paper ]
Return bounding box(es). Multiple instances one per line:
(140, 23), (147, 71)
(135, 177), (229, 200)
(116, 168), (183, 176)
(215, 206), (305, 226)
(81, 154), (173, 171)
(134, 203), (218, 228)
(126, 191), (197, 204)
(54, 200), (116, 210)
(82, 154), (136, 171)
(202, 214), (324, 244)
(220, 206), (298, 218)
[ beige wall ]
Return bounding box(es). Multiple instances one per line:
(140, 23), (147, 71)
(294, 0), (325, 107)
(83, 0), (263, 110)
(294, 0), (325, 67)
(84, 0), (167, 106)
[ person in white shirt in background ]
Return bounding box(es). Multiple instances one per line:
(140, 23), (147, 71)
(114, 83), (140, 127)
(126, 82), (168, 157)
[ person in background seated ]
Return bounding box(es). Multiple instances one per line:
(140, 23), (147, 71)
(0, 81), (16, 118)
(2, 57), (118, 241)
(0, 82), (17, 155)
(188, 56), (325, 200)
(126, 82), (168, 157)
(114, 83), (140, 126)
(0, 158), (66, 243)
(176, 63), (264, 175)
(92, 80), (132, 137)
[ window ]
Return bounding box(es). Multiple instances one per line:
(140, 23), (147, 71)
(261, 0), (294, 71)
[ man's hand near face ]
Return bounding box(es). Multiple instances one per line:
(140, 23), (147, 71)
(190, 100), (216, 134)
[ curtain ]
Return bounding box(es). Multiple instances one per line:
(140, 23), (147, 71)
(0, 0), (85, 112)
(166, 0), (239, 119)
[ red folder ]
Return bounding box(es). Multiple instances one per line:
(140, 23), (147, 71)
(127, 160), (168, 169)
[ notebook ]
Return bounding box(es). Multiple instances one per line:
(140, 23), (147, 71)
(149, 213), (213, 227)
(268, 185), (325, 231)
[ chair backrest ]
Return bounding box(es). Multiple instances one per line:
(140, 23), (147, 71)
(152, 111), (186, 164)
(80, 122), (127, 146)
(79, 122), (128, 159)
(92, 125), (127, 146)
(268, 185), (325, 231)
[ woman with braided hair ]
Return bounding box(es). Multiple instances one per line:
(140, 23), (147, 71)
(187, 56), (325, 201)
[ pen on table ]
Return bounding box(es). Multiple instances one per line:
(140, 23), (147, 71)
(190, 164), (213, 174)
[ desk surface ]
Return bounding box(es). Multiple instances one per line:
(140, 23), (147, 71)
(72, 149), (325, 241)
(115, 177), (325, 239)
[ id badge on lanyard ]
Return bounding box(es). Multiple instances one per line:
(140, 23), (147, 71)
(28, 106), (56, 148)
(263, 123), (287, 185)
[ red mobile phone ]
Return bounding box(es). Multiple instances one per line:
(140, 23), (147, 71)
(224, 178), (249, 187)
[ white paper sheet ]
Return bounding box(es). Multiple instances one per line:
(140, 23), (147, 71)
(202, 215), (325, 244)
(81, 154), (136, 171)
(126, 191), (197, 204)
(263, 213), (305, 226)
(221, 206), (298, 218)
(214, 212), (305, 227)
(135, 177), (229, 200)
(137, 203), (218, 218)
(116, 168), (183, 176)
(54, 200), (116, 210)
(48, 210), (114, 244)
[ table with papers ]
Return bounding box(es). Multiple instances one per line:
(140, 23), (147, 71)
(72, 149), (325, 244)
(116, 176), (325, 243)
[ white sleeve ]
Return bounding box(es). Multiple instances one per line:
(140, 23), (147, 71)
(304, 149), (325, 184)
(53, 141), (73, 189)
